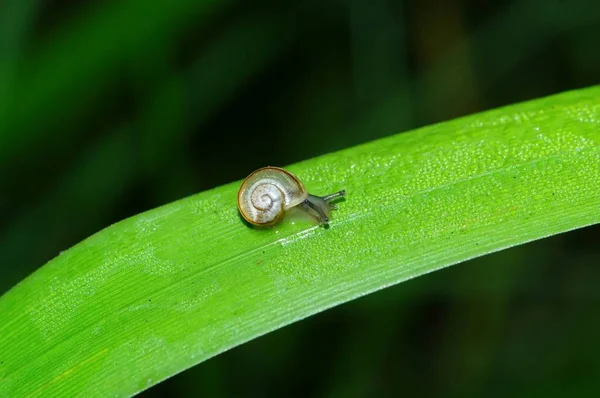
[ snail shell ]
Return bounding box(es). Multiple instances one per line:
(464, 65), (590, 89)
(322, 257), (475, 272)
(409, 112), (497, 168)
(237, 167), (308, 226)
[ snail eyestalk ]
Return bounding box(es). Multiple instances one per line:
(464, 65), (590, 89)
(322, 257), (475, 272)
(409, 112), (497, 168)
(322, 190), (346, 203)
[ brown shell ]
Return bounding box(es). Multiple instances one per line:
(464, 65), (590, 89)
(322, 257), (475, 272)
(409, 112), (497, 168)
(237, 167), (308, 226)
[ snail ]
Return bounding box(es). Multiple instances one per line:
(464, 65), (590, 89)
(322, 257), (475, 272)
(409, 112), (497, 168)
(237, 166), (345, 227)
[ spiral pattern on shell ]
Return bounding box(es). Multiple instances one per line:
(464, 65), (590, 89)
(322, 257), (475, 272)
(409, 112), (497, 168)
(238, 167), (308, 226)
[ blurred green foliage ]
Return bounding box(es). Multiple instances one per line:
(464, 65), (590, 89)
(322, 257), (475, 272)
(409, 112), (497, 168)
(1, 0), (599, 396)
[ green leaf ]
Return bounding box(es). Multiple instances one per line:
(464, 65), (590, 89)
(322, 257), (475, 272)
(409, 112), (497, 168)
(1, 86), (599, 397)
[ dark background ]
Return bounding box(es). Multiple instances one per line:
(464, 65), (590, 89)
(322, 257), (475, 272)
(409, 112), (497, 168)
(1, 0), (599, 396)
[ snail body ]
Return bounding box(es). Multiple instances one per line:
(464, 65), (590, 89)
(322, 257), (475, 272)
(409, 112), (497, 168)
(237, 166), (345, 227)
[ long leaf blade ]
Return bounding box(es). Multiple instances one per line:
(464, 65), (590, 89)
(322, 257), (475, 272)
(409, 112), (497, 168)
(1, 86), (599, 397)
